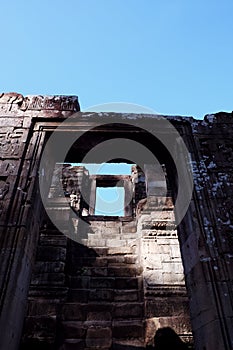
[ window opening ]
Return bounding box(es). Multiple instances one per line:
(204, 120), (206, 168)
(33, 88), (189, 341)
(49, 162), (145, 219)
(95, 186), (125, 216)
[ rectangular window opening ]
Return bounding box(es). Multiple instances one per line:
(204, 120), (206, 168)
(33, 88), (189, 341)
(94, 186), (125, 216)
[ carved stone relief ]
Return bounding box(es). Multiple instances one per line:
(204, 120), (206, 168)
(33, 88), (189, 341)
(0, 128), (25, 158)
(0, 178), (9, 217)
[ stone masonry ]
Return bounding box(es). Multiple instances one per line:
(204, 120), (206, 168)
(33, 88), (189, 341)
(0, 93), (233, 350)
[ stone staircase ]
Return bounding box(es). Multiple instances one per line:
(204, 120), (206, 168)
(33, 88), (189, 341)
(21, 218), (145, 350)
(61, 220), (145, 349)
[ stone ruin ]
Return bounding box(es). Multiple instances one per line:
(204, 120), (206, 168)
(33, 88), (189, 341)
(0, 93), (233, 350)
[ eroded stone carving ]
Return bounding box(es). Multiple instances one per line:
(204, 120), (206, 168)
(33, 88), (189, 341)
(20, 95), (80, 111)
(0, 179), (9, 217)
(70, 190), (80, 209)
(0, 128), (25, 158)
(0, 160), (18, 176)
(0, 179), (9, 200)
(0, 92), (24, 105)
(0, 92), (80, 113)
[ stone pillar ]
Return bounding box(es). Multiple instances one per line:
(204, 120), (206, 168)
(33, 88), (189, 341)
(0, 93), (80, 350)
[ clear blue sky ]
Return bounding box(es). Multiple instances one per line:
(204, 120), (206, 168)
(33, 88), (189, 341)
(1, 0), (233, 119)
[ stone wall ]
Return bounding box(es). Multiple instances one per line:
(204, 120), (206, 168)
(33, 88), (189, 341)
(0, 93), (80, 350)
(0, 93), (232, 350)
(20, 163), (192, 349)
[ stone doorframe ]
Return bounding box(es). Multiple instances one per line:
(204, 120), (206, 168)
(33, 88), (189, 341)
(0, 107), (233, 350)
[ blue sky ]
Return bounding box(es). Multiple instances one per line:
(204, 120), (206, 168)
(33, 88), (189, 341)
(1, 0), (233, 119)
(95, 187), (125, 216)
(75, 163), (131, 216)
(74, 163), (132, 175)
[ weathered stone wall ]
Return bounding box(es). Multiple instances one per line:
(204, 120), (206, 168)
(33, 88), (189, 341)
(0, 93), (233, 350)
(178, 114), (233, 350)
(0, 93), (80, 350)
(20, 164), (192, 349)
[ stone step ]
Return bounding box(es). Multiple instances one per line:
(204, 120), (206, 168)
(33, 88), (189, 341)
(31, 272), (65, 286)
(112, 338), (145, 350)
(85, 326), (112, 349)
(24, 221), (145, 349)
(61, 320), (145, 349)
(83, 238), (129, 248)
(61, 321), (144, 342)
(65, 288), (143, 309)
(85, 246), (138, 256)
(68, 275), (143, 292)
(39, 234), (67, 246)
(61, 302), (144, 321)
(28, 286), (68, 298)
(112, 320), (145, 339)
(70, 254), (139, 268)
(60, 339), (85, 350)
(61, 338), (145, 350)
(36, 246), (67, 262)
(68, 265), (142, 282)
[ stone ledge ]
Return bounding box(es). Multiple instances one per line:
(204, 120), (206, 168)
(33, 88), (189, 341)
(0, 92), (80, 112)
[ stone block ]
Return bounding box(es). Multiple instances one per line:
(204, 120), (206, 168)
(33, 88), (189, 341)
(101, 232), (119, 239)
(121, 232), (138, 239)
(144, 271), (163, 285)
(157, 244), (171, 254)
(89, 289), (114, 302)
(114, 303), (144, 318)
(152, 316), (192, 334)
(106, 256), (125, 265)
(34, 261), (65, 273)
(122, 221), (137, 228)
(27, 301), (57, 317)
(145, 297), (190, 318)
(108, 247), (133, 255)
(93, 247), (109, 256)
(87, 311), (112, 321)
(115, 277), (139, 290)
(87, 238), (106, 247)
(86, 327), (112, 348)
(62, 321), (86, 339)
(86, 303), (114, 314)
(61, 339), (85, 350)
(108, 265), (142, 277)
(75, 257), (107, 267)
(162, 262), (184, 274)
(89, 267), (108, 277)
(23, 316), (57, 339)
(68, 289), (89, 303)
(36, 246), (66, 262)
(68, 276), (90, 289)
(121, 225), (137, 233)
(112, 338), (145, 349)
(162, 272), (185, 284)
(124, 255), (138, 264)
(39, 235), (67, 246)
(106, 239), (126, 247)
(101, 227), (120, 235)
(112, 320), (144, 338)
(143, 255), (163, 269)
(61, 303), (86, 321)
(106, 221), (121, 228)
(114, 289), (139, 302)
(31, 272), (65, 286)
(90, 277), (115, 289)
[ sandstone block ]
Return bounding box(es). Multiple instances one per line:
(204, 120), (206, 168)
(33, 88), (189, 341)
(36, 246), (66, 262)
(86, 327), (112, 348)
(114, 302), (144, 318)
(62, 321), (86, 339)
